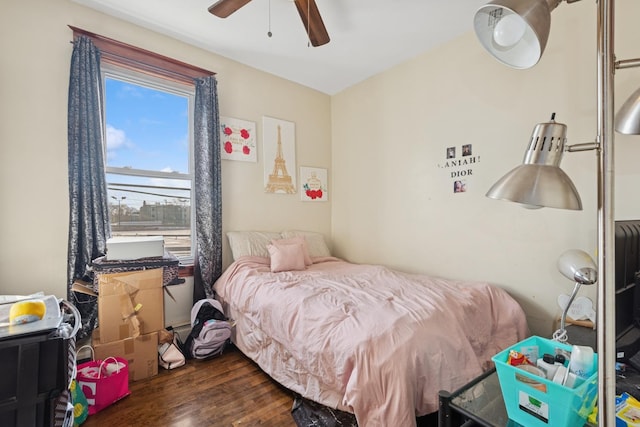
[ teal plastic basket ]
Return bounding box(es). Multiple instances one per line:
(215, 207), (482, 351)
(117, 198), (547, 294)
(492, 336), (598, 427)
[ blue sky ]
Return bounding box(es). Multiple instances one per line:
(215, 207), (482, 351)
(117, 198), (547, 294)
(105, 78), (191, 209)
(105, 78), (189, 174)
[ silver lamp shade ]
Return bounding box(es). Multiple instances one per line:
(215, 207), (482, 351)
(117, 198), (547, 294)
(557, 249), (598, 285)
(555, 249), (597, 340)
(473, 0), (560, 69)
(486, 115), (583, 210)
(615, 86), (640, 135)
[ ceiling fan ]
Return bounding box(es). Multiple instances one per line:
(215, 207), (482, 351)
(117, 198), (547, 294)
(208, 0), (330, 47)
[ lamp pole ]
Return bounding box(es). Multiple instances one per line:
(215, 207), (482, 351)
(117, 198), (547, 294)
(111, 195), (126, 225)
(596, 0), (616, 425)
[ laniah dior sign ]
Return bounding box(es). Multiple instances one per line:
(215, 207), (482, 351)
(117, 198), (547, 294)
(438, 144), (480, 193)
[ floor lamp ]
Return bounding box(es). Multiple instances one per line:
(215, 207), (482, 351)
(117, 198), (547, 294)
(473, 0), (640, 425)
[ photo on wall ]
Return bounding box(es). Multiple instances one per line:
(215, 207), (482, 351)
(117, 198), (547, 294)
(454, 180), (467, 193)
(263, 117), (296, 194)
(220, 117), (257, 162)
(300, 167), (328, 202)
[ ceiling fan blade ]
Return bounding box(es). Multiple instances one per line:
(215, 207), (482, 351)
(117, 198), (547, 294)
(294, 0), (330, 47)
(208, 0), (252, 18)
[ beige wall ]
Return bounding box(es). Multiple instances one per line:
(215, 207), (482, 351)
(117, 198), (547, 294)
(0, 0), (332, 302)
(331, 0), (640, 336)
(3, 0), (640, 336)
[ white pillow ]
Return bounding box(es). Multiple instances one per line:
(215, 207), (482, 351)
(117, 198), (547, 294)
(281, 230), (331, 258)
(227, 231), (282, 260)
(267, 243), (306, 272)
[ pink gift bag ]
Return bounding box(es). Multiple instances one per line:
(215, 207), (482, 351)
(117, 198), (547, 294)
(77, 355), (131, 415)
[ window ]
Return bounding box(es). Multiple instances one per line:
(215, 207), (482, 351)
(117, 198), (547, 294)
(70, 26), (214, 264)
(102, 65), (195, 261)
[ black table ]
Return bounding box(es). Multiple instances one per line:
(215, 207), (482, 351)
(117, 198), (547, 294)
(438, 368), (598, 427)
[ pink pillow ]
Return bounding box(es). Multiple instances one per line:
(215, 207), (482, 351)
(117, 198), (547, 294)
(267, 243), (306, 272)
(272, 236), (312, 266)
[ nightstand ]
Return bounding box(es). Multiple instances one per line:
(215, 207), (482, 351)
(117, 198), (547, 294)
(438, 368), (597, 427)
(438, 368), (510, 427)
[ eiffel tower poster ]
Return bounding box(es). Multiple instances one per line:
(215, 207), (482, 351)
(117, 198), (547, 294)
(263, 117), (296, 194)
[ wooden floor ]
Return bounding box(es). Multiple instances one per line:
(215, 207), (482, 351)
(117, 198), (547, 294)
(82, 345), (297, 426)
(81, 344), (440, 427)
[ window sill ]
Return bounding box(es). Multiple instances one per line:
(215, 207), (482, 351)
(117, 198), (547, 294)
(178, 264), (194, 278)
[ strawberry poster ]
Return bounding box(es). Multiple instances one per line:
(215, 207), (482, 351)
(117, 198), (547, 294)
(300, 167), (328, 202)
(220, 117), (257, 162)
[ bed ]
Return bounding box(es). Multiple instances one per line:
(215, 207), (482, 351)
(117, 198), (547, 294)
(213, 231), (529, 427)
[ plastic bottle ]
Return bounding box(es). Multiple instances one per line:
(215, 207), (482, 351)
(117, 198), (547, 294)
(569, 345), (595, 379)
(537, 354), (560, 379)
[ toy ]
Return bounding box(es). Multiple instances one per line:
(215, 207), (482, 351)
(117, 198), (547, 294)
(9, 299), (46, 325)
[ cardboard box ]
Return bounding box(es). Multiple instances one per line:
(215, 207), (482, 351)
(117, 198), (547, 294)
(93, 328), (159, 381)
(98, 268), (164, 343)
(106, 236), (164, 261)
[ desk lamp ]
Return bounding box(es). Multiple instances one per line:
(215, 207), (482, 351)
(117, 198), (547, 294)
(554, 249), (598, 343)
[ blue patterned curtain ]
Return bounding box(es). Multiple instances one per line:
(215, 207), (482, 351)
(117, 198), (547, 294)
(193, 76), (222, 301)
(67, 36), (110, 339)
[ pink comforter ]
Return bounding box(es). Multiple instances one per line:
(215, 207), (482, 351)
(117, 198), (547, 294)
(213, 256), (528, 426)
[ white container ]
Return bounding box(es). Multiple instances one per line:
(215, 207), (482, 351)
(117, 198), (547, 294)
(537, 356), (560, 380)
(552, 365), (568, 384)
(106, 236), (164, 260)
(569, 345), (595, 380)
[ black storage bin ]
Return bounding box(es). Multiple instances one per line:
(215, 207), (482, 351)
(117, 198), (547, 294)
(92, 251), (183, 289)
(0, 331), (67, 427)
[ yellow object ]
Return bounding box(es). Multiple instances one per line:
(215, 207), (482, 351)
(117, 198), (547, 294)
(9, 300), (46, 325)
(618, 393), (640, 426)
(588, 405), (598, 424)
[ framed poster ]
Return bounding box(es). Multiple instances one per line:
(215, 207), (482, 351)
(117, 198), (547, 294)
(263, 117), (296, 194)
(300, 167), (328, 201)
(220, 117), (257, 162)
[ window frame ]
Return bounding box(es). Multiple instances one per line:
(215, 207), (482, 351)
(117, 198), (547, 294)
(69, 26), (214, 86)
(102, 64), (196, 263)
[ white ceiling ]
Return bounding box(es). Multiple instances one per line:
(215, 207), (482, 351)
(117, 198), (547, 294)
(71, 0), (487, 95)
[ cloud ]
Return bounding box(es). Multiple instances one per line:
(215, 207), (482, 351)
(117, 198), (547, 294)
(119, 84), (143, 98)
(106, 124), (127, 150)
